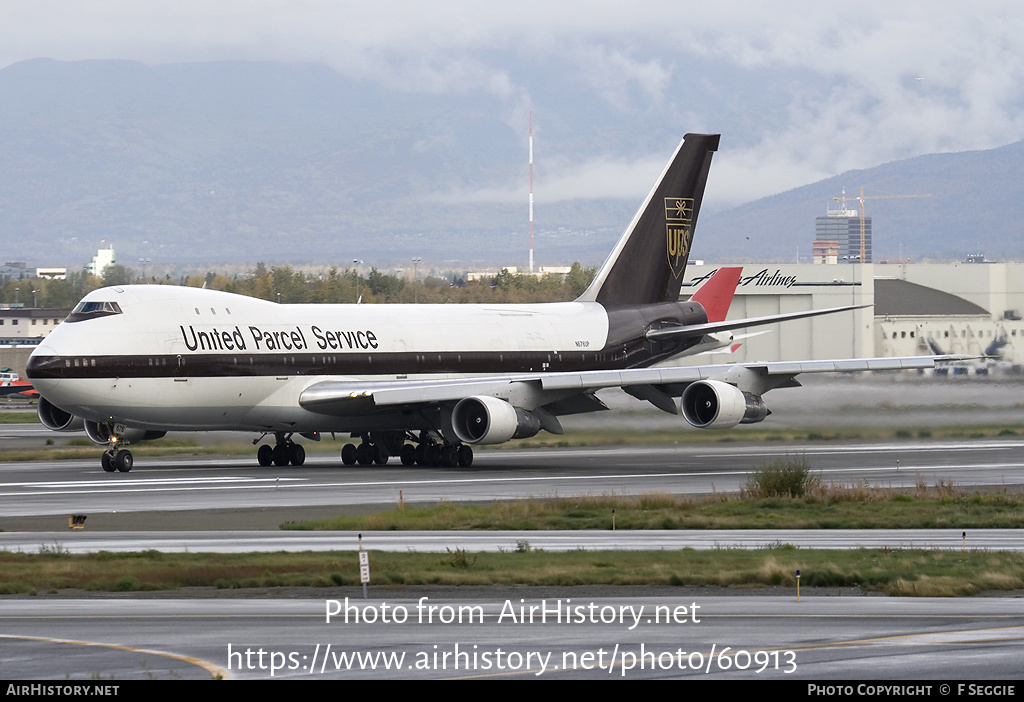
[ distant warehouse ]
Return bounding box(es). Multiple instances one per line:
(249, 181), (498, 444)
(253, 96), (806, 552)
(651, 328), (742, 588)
(0, 307), (68, 344)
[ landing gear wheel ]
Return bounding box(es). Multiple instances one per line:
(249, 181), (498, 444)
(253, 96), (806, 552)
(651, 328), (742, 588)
(101, 452), (115, 472)
(341, 443), (357, 465)
(272, 445), (290, 467)
(373, 444), (389, 465)
(458, 445), (474, 467)
(425, 444), (442, 467)
(441, 444), (459, 468)
(400, 443), (417, 466)
(257, 444), (273, 467)
(289, 443), (306, 466)
(356, 443), (374, 465)
(115, 449), (133, 473)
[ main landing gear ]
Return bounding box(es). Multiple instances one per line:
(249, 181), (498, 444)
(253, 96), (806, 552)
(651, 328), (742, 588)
(254, 431), (475, 468)
(340, 432), (473, 468)
(256, 433), (306, 467)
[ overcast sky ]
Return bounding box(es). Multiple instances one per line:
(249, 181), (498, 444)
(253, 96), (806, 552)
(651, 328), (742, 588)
(4, 1), (1023, 209)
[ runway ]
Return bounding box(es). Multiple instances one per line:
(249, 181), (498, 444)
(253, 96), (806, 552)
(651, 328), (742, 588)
(2, 404), (1024, 680)
(2, 528), (1022, 554)
(2, 597), (1022, 680)
(2, 439), (1023, 528)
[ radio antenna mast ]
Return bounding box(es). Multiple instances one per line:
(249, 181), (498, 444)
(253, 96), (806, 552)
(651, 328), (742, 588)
(529, 110), (534, 274)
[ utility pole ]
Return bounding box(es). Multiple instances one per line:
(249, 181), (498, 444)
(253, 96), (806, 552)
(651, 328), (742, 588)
(352, 259), (362, 304)
(412, 257), (421, 304)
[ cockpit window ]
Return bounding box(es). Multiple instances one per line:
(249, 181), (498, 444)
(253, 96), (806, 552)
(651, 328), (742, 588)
(66, 300), (123, 322)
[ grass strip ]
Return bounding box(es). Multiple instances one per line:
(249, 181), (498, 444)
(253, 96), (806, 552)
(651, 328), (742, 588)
(283, 487), (1024, 532)
(2, 547), (1021, 597)
(0, 411), (38, 423)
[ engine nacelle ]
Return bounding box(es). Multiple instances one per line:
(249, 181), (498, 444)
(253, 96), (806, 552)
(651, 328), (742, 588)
(84, 421), (167, 446)
(451, 395), (542, 445)
(680, 380), (769, 429)
(37, 398), (84, 432)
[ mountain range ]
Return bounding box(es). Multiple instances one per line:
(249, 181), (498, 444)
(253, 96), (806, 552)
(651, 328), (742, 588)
(1, 59), (1021, 271)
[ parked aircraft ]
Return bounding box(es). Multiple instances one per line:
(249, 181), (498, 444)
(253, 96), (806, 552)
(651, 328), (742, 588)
(26, 133), (963, 472)
(683, 266), (768, 356)
(0, 368), (38, 398)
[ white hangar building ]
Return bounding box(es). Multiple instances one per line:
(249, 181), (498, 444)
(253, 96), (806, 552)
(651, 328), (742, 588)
(679, 262), (1024, 366)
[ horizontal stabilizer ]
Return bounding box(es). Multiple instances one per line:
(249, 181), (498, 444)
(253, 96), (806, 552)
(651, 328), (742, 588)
(645, 304), (871, 342)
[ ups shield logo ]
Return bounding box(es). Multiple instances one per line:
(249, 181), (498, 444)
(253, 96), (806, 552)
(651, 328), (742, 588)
(664, 198), (694, 279)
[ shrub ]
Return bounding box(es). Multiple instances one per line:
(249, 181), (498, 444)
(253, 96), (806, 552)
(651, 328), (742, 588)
(743, 457), (818, 498)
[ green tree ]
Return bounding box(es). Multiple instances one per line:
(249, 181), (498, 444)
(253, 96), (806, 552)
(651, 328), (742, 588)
(367, 267), (406, 302)
(101, 264), (134, 286)
(566, 261), (597, 298)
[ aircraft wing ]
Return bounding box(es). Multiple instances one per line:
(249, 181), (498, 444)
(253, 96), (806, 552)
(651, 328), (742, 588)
(645, 304), (871, 342)
(298, 354), (969, 418)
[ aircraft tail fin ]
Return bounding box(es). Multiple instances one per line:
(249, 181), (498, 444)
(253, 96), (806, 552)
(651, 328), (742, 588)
(577, 133), (720, 305)
(690, 266), (742, 323)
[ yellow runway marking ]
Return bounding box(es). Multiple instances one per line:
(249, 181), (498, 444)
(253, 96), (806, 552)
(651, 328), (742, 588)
(0, 634), (228, 679)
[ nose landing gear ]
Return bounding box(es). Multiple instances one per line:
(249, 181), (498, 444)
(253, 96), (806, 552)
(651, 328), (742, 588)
(101, 446), (133, 473)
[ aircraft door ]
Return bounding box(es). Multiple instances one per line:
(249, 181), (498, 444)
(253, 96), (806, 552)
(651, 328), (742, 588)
(175, 354), (188, 380)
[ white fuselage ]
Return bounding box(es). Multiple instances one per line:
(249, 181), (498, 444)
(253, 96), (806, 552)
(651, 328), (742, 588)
(31, 285), (613, 433)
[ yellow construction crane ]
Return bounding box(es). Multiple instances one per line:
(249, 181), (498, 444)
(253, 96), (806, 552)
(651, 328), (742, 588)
(833, 187), (931, 263)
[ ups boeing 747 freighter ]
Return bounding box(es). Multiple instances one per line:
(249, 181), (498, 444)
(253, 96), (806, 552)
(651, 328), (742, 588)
(27, 134), (963, 472)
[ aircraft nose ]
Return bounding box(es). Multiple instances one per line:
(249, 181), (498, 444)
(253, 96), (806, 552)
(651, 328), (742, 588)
(26, 344), (63, 386)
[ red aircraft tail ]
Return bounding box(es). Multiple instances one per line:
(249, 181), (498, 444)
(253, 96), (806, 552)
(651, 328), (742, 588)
(690, 267), (742, 322)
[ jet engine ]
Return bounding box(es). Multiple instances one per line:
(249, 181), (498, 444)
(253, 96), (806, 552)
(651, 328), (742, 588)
(37, 398), (84, 432)
(84, 421), (167, 446)
(451, 395), (542, 444)
(680, 379), (769, 429)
